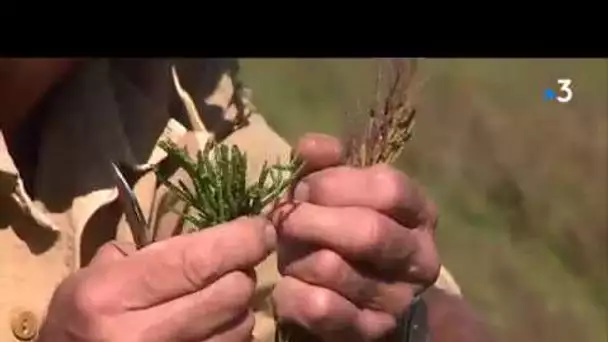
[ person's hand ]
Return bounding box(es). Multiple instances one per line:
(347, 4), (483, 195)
(271, 133), (441, 342)
(39, 217), (276, 342)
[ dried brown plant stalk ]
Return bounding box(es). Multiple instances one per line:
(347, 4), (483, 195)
(343, 58), (418, 167)
(277, 58), (419, 342)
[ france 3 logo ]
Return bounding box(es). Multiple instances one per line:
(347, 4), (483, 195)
(544, 79), (574, 103)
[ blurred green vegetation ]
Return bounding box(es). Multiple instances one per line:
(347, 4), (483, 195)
(240, 58), (608, 342)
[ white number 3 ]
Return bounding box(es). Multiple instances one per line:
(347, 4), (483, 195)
(556, 79), (573, 103)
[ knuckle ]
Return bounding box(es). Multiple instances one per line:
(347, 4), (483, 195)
(309, 166), (351, 197)
(69, 276), (106, 316)
(358, 210), (387, 256)
(223, 271), (256, 307)
(369, 164), (406, 210)
(180, 246), (208, 290)
(181, 218), (269, 290)
(312, 250), (345, 286)
(239, 216), (271, 258)
(302, 289), (334, 325)
(407, 235), (441, 286)
(46, 275), (109, 339)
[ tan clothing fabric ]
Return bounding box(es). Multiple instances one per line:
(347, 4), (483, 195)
(0, 59), (460, 342)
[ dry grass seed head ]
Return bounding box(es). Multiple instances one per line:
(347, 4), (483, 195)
(343, 58), (419, 167)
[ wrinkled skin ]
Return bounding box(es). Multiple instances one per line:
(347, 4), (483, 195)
(271, 134), (441, 341)
(38, 134), (441, 342)
(39, 218), (275, 342)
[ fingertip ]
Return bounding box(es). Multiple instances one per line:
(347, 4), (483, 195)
(89, 241), (136, 267)
(295, 133), (344, 172)
(263, 220), (277, 251)
(234, 216), (277, 256)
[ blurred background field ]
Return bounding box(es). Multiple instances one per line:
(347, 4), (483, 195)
(239, 58), (607, 342)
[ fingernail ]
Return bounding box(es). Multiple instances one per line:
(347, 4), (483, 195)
(293, 182), (310, 201)
(264, 222), (277, 249)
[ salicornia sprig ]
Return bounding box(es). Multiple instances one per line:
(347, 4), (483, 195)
(156, 139), (303, 231)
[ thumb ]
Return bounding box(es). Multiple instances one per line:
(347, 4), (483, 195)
(89, 241), (137, 267)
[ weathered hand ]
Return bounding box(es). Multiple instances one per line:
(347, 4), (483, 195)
(39, 217), (276, 342)
(272, 133), (441, 342)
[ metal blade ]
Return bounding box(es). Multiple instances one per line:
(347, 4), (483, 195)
(110, 162), (150, 248)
